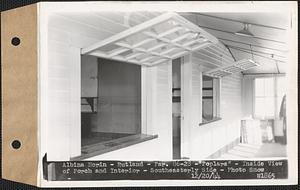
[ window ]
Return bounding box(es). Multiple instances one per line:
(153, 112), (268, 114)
(254, 76), (287, 119)
(254, 77), (275, 118)
(201, 75), (221, 124)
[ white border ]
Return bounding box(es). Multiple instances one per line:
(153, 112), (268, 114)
(38, 1), (298, 187)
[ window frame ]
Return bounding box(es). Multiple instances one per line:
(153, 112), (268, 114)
(253, 76), (287, 120)
(253, 76), (276, 120)
(199, 74), (222, 126)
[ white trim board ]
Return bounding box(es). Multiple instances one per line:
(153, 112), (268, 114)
(81, 12), (218, 66)
(204, 59), (260, 78)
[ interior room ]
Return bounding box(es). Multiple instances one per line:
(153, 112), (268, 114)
(43, 5), (292, 161)
(81, 56), (146, 157)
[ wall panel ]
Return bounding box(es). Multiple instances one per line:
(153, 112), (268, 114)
(188, 54), (243, 160)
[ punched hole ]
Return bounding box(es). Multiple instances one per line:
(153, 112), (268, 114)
(11, 37), (21, 46)
(11, 140), (21, 149)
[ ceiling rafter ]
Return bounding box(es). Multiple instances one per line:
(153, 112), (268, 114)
(81, 12), (218, 67)
(198, 25), (286, 44)
(229, 46), (286, 63)
(226, 44), (286, 59)
(218, 38), (288, 53)
(188, 13), (287, 31)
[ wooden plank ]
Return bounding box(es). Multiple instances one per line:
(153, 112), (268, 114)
(241, 65), (256, 70)
(132, 38), (155, 48)
(107, 47), (129, 57)
(90, 50), (152, 66)
(140, 56), (154, 62)
(89, 51), (137, 65)
(150, 58), (167, 66)
(196, 51), (225, 65)
(201, 48), (233, 66)
(158, 26), (183, 38)
(82, 12), (175, 54)
(160, 47), (178, 55)
(147, 43), (166, 52)
(125, 52), (143, 60)
(205, 46), (233, 64)
(204, 58), (260, 77)
(171, 32), (192, 43)
(115, 41), (171, 59)
(172, 14), (219, 44)
(207, 46), (234, 63)
(182, 38), (198, 47)
(191, 41), (212, 51)
(171, 50), (188, 59)
(143, 30), (191, 51)
(223, 66), (242, 73)
(82, 12), (220, 68)
(71, 134), (158, 160)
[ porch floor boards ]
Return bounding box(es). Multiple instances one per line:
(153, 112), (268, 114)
(82, 132), (133, 147)
(72, 133), (158, 160)
(218, 142), (287, 159)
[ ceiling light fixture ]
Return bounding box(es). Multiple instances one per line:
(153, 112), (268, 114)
(235, 23), (254, 37)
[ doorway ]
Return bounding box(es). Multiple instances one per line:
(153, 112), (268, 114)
(172, 58), (182, 159)
(81, 56), (142, 152)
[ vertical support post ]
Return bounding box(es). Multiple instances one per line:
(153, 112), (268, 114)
(69, 47), (81, 158)
(199, 68), (203, 124)
(181, 54), (192, 158)
(144, 66), (157, 135)
(141, 66), (148, 134)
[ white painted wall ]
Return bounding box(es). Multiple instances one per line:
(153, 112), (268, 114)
(46, 15), (97, 161)
(183, 55), (243, 160)
(47, 40), (81, 160)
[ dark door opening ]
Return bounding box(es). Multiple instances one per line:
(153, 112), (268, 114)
(172, 58), (181, 159)
(81, 55), (141, 151)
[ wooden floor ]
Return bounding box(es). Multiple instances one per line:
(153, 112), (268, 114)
(82, 132), (133, 147)
(218, 142), (287, 159)
(72, 133), (158, 160)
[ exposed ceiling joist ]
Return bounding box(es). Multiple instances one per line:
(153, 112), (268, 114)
(81, 12), (219, 66)
(226, 44), (286, 59)
(190, 13), (287, 31)
(198, 25), (286, 44)
(218, 38), (288, 53)
(228, 46), (286, 63)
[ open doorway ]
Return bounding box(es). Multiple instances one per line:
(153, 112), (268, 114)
(172, 58), (182, 159)
(80, 55), (142, 157)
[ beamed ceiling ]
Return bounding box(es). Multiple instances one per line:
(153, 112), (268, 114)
(49, 11), (290, 74)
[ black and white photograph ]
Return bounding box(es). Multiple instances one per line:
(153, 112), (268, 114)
(4, 1), (295, 187)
